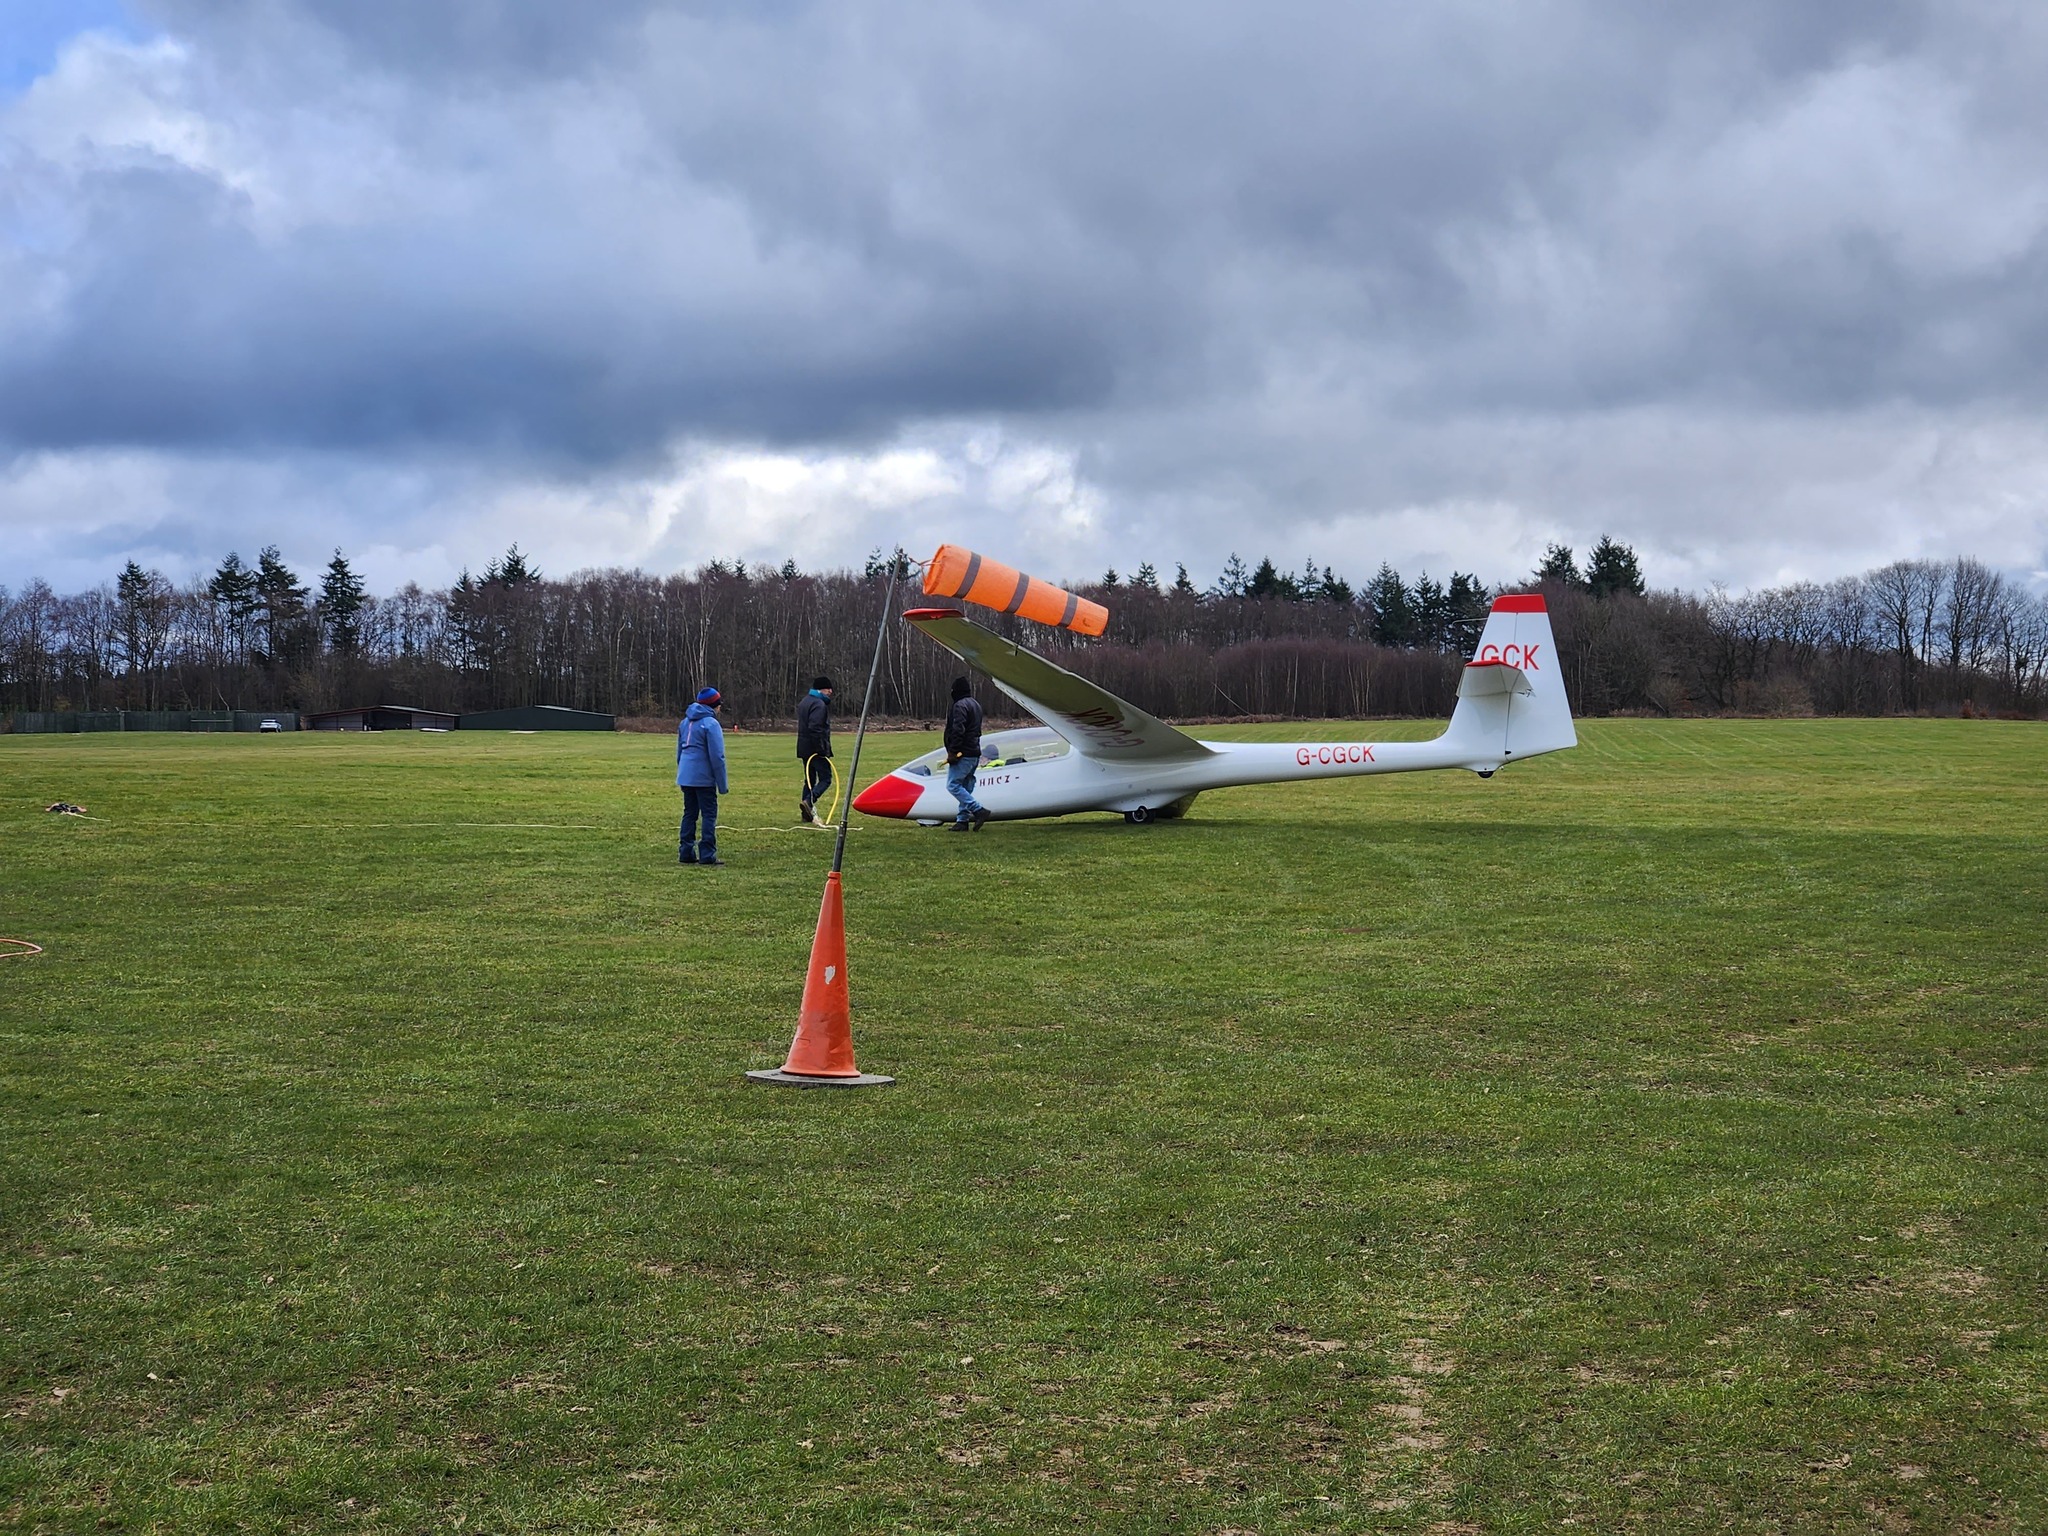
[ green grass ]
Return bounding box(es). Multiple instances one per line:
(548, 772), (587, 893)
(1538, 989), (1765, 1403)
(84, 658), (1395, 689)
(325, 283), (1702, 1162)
(1, 720), (2043, 1533)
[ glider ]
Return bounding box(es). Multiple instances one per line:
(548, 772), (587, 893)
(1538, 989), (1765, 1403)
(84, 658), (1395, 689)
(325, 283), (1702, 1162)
(851, 594), (1575, 825)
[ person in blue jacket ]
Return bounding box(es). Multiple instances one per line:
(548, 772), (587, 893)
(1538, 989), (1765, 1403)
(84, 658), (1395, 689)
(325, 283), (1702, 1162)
(676, 687), (729, 865)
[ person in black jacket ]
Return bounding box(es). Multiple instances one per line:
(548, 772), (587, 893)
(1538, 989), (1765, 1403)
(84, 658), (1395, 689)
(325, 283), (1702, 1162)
(795, 675), (834, 823)
(943, 675), (989, 831)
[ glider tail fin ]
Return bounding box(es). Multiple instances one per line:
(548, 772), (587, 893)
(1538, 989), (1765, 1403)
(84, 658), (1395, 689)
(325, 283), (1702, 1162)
(1443, 594), (1576, 768)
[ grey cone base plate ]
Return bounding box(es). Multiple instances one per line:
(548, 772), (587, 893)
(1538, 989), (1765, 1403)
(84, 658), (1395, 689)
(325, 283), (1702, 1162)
(745, 1069), (897, 1088)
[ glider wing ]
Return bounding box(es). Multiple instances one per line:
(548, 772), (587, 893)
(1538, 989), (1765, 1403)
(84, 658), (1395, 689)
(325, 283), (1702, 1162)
(903, 609), (1214, 763)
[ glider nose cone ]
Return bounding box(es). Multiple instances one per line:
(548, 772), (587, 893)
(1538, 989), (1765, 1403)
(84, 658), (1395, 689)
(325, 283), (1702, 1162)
(853, 774), (923, 819)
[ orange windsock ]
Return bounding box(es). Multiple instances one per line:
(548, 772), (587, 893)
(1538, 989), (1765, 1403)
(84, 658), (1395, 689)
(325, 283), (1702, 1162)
(923, 545), (1108, 637)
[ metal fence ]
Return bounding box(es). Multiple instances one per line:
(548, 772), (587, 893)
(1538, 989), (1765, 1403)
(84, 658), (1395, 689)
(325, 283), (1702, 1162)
(3, 710), (301, 734)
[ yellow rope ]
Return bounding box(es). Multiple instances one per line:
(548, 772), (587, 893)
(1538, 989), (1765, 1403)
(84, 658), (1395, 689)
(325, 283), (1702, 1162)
(805, 753), (844, 828)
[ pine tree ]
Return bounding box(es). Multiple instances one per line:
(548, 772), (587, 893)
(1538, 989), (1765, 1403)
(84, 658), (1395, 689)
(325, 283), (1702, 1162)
(1214, 553), (1251, 598)
(1365, 564), (1413, 648)
(1410, 573), (1450, 652)
(115, 561), (153, 677)
(1535, 543), (1586, 589)
(1102, 568), (1120, 587)
(447, 570), (481, 670)
(1446, 572), (1488, 652)
(1584, 535), (1646, 599)
(1246, 557), (1284, 599)
(319, 549), (366, 656)
(486, 545), (538, 588)
(1295, 558), (1323, 603)
(1320, 565), (1353, 606)
(254, 546), (309, 666)
(1133, 562), (1160, 592)
(862, 547), (911, 579)
(1171, 563), (1198, 596)
(208, 552), (259, 661)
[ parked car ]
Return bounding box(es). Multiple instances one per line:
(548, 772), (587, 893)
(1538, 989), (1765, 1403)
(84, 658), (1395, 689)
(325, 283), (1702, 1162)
(259, 717), (284, 733)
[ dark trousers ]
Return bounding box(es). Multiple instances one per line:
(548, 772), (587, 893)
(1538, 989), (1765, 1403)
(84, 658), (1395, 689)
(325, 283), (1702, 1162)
(680, 786), (718, 860)
(802, 753), (833, 807)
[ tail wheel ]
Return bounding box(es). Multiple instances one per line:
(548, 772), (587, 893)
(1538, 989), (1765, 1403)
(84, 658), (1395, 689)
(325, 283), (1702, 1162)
(1124, 806), (1154, 825)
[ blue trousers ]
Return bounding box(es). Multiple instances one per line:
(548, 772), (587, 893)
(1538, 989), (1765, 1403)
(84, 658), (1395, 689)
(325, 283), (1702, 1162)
(680, 786), (718, 860)
(946, 756), (983, 823)
(802, 754), (833, 807)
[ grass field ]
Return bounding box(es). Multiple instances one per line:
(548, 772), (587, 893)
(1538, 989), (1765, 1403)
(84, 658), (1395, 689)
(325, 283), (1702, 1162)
(2, 720), (2043, 1533)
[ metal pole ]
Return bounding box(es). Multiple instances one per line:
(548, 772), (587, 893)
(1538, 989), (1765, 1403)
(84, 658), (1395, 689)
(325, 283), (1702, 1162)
(832, 558), (901, 875)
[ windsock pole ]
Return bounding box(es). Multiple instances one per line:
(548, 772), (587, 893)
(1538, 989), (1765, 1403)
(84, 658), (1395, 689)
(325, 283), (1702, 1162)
(747, 556), (900, 1088)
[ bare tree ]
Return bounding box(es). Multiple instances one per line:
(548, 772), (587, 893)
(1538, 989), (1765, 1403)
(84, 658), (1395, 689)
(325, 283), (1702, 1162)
(1865, 560), (1945, 711)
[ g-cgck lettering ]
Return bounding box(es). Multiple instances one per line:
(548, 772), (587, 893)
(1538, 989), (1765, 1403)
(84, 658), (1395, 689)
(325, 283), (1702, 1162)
(1473, 642), (1542, 669)
(1296, 744), (1376, 766)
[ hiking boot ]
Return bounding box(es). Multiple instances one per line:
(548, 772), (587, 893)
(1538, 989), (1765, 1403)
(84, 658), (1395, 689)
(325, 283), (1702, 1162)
(679, 851), (698, 864)
(800, 799), (814, 824)
(970, 808), (991, 831)
(946, 820), (972, 832)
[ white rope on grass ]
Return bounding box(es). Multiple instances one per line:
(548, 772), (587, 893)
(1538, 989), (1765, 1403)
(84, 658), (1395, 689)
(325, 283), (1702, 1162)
(0, 938), (43, 960)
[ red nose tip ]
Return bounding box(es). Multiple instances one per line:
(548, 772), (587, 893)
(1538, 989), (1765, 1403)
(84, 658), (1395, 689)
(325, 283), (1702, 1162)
(852, 773), (923, 818)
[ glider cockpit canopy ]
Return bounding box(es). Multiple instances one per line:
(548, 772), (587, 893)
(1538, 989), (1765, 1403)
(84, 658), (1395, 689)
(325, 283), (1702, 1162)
(898, 725), (1072, 777)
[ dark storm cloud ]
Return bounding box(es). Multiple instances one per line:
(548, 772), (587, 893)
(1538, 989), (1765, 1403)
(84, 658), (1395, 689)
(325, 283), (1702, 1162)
(14, 0), (2045, 461)
(0, 156), (1124, 460)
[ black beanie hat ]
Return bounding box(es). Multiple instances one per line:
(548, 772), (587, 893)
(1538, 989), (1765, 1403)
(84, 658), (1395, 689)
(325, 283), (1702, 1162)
(950, 676), (971, 700)
(812, 675), (834, 690)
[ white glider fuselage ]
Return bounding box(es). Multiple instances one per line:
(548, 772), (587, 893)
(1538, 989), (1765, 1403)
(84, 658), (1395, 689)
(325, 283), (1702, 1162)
(852, 594), (1575, 825)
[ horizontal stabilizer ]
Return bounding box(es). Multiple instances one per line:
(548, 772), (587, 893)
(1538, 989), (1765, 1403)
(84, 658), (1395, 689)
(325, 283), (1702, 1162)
(1458, 660), (1532, 700)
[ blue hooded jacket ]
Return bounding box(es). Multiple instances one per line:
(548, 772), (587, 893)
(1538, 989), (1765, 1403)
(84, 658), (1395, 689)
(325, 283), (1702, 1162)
(676, 702), (728, 793)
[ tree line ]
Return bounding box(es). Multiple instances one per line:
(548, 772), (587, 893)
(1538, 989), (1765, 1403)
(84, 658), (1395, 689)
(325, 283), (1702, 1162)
(2, 538), (2042, 725)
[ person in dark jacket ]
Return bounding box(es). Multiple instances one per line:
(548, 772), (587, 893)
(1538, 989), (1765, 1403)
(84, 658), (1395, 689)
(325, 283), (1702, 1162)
(676, 687), (729, 865)
(795, 675), (834, 823)
(943, 675), (989, 831)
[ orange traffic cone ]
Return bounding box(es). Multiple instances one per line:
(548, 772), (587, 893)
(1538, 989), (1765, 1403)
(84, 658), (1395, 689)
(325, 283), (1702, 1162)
(746, 872), (895, 1088)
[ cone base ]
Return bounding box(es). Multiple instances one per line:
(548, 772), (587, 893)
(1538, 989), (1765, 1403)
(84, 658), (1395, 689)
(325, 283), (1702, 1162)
(745, 1068), (896, 1089)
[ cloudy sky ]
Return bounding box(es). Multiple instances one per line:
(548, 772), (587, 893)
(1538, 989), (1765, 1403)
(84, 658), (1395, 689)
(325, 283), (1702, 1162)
(3, 0), (2046, 598)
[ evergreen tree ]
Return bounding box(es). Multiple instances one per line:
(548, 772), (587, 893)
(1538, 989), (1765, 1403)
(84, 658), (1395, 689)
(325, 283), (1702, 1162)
(1365, 564), (1413, 647)
(447, 570), (482, 670)
(207, 552), (260, 660)
(254, 546), (309, 665)
(1535, 543), (1587, 589)
(1171, 563), (1198, 596)
(115, 560), (154, 676)
(779, 558), (800, 581)
(1320, 565), (1354, 606)
(1102, 568), (1120, 587)
(1132, 562), (1160, 592)
(319, 549), (367, 656)
(486, 544), (539, 588)
(862, 546), (911, 579)
(1246, 557), (1284, 600)
(1214, 553), (1250, 598)
(1295, 558), (1323, 603)
(1410, 573), (1450, 652)
(1585, 535), (1647, 599)
(1446, 572), (1488, 652)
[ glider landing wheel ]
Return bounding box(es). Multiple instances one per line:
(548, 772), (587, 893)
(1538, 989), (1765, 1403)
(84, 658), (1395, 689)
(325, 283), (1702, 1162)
(1124, 806), (1154, 825)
